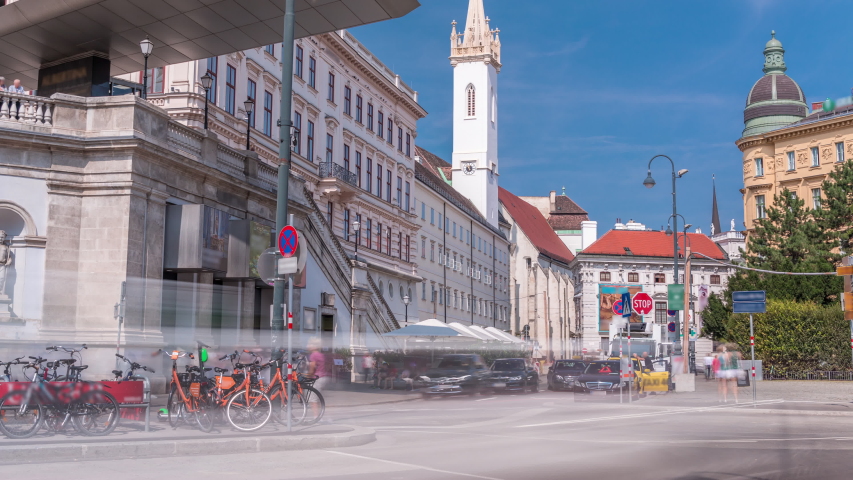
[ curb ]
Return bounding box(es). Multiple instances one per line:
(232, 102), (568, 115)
(0, 425), (376, 465)
(329, 396), (420, 408)
(724, 408), (853, 417)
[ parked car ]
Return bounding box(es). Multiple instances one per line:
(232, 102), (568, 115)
(419, 354), (491, 397)
(573, 360), (629, 399)
(547, 360), (587, 391)
(487, 358), (539, 393)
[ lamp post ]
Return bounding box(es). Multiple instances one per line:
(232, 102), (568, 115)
(644, 155), (688, 356)
(403, 294), (410, 324)
(200, 73), (213, 130)
(352, 220), (360, 261)
(244, 99), (255, 150)
(139, 37), (154, 99)
(667, 217), (693, 374)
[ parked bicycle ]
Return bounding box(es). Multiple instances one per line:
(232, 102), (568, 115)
(162, 349), (214, 433)
(112, 354), (154, 382)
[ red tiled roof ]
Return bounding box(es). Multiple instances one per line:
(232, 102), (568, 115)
(553, 196), (587, 215)
(498, 187), (575, 265)
(581, 230), (727, 260)
(548, 215), (587, 230)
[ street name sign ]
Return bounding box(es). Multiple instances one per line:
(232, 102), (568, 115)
(732, 290), (766, 314)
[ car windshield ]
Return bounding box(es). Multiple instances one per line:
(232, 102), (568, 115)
(492, 359), (525, 371)
(585, 362), (620, 375)
(553, 361), (585, 370)
(436, 357), (472, 369)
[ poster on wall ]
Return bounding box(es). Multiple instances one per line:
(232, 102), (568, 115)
(249, 222), (274, 279)
(598, 284), (644, 333)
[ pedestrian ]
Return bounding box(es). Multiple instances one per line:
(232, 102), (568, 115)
(9, 79), (25, 94)
(362, 354), (374, 384)
(0, 77), (6, 91)
(642, 352), (653, 371)
(306, 337), (331, 421)
(532, 360), (541, 376)
(726, 347), (741, 404)
(704, 353), (714, 381)
(383, 363), (398, 389)
(374, 361), (388, 389)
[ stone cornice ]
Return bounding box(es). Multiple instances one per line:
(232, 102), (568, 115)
(736, 113), (853, 151)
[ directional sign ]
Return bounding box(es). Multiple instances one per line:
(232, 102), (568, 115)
(732, 291), (766, 303)
(667, 284), (684, 310)
(278, 225), (298, 258)
(732, 290), (766, 314)
(621, 292), (633, 318)
(632, 292), (653, 315)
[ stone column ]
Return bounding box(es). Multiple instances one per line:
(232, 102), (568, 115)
(41, 183), (83, 331)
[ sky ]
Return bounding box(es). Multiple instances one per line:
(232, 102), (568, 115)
(350, 0), (853, 235)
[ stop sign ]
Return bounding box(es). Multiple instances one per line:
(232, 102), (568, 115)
(632, 292), (653, 315)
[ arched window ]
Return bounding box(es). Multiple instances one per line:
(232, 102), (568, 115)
(490, 88), (496, 123)
(466, 84), (475, 117)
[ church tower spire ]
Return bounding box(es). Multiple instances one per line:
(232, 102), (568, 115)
(450, 0), (501, 227)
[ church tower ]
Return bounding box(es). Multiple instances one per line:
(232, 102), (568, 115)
(450, 0), (501, 226)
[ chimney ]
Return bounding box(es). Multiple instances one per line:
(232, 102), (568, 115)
(581, 221), (597, 250)
(812, 101), (823, 112)
(549, 190), (556, 212)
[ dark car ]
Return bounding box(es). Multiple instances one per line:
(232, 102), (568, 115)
(487, 358), (539, 393)
(419, 354), (490, 397)
(572, 360), (629, 399)
(547, 360), (587, 391)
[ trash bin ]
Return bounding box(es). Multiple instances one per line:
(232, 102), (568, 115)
(736, 370), (750, 387)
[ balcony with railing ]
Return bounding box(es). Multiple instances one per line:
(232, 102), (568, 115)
(319, 161), (359, 186)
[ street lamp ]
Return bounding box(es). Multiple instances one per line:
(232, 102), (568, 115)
(244, 99), (255, 150)
(645, 155), (688, 356)
(403, 294), (410, 324)
(200, 73), (213, 130)
(352, 220), (360, 261)
(139, 37), (154, 99)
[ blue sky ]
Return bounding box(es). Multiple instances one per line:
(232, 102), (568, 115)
(351, 0), (851, 235)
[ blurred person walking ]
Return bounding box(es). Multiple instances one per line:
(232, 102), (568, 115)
(307, 337), (331, 421)
(704, 354), (714, 381)
(362, 354), (374, 384)
(714, 348), (726, 402)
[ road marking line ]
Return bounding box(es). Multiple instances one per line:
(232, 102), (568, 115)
(325, 450), (503, 480)
(475, 397), (496, 402)
(515, 399), (784, 428)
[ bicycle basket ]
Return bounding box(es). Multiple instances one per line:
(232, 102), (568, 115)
(189, 382), (201, 398)
(298, 374), (318, 387)
(177, 372), (192, 387)
(216, 375), (235, 390)
(231, 373), (245, 386)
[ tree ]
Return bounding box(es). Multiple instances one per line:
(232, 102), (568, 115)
(818, 159), (853, 252)
(738, 188), (840, 305)
(700, 293), (730, 341)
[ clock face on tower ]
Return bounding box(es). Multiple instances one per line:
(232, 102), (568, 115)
(462, 162), (476, 175)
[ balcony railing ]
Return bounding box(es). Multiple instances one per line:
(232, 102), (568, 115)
(319, 161), (358, 187)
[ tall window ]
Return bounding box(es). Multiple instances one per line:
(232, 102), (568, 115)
(811, 146), (819, 167)
(812, 188), (822, 210)
(837, 142), (845, 163)
(225, 64), (236, 115)
(654, 302), (668, 324)
(306, 120), (315, 162)
(295, 45), (303, 78)
(398, 233), (403, 260)
(343, 86), (351, 115)
(377, 112), (384, 138)
(600, 272), (611, 282)
(756, 195), (766, 219)
(355, 95), (363, 123)
(308, 56), (316, 88)
(386, 227), (391, 255)
(466, 84), (475, 116)
(205, 58), (217, 103)
(292, 111), (301, 154)
(397, 127), (403, 152)
(430, 208), (435, 225)
(246, 79), (256, 127)
(654, 273), (666, 283)
(421, 202), (425, 220)
(376, 165), (382, 198)
(355, 152), (362, 187)
(386, 170), (392, 202)
(142, 67), (165, 94)
(396, 177), (402, 208)
(326, 202), (333, 226)
(355, 214), (361, 246)
(377, 223), (383, 254)
(366, 158), (372, 194)
(387, 118), (393, 144)
(421, 238), (426, 258)
(366, 219), (372, 249)
(628, 272), (639, 282)
(343, 209), (350, 241)
(406, 133), (411, 157)
(264, 91), (273, 137)
(787, 151), (795, 171)
(710, 275), (721, 285)
(326, 134), (334, 163)
(327, 72), (335, 102)
(343, 144), (350, 171)
(755, 158), (763, 177)
(367, 103), (374, 131)
(265, 44), (275, 56)
(405, 181), (411, 212)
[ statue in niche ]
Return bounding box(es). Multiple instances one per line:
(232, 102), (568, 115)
(0, 230), (12, 299)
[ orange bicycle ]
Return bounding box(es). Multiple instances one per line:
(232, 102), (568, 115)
(206, 351), (271, 432)
(161, 349), (214, 433)
(255, 354), (307, 426)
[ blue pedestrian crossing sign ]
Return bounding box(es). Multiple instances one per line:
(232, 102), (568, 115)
(278, 225), (299, 258)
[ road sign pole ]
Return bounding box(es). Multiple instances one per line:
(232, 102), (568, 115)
(286, 214), (295, 433)
(619, 328), (623, 404)
(628, 327), (632, 404)
(683, 247), (691, 374)
(750, 313), (756, 406)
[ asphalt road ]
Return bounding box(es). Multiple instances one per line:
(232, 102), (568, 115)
(7, 389), (853, 480)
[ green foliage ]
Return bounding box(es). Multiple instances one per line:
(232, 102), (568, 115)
(739, 188), (841, 305)
(700, 293), (730, 341)
(725, 299), (850, 373)
(818, 159), (853, 252)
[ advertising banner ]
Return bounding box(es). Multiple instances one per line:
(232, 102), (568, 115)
(599, 284), (644, 333)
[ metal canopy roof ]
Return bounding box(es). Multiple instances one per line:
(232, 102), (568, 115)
(0, 0), (420, 87)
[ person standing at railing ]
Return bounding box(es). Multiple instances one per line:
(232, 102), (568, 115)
(0, 77), (6, 91)
(8, 79), (25, 94)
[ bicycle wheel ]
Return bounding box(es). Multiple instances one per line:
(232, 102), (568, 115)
(192, 397), (214, 433)
(301, 386), (325, 426)
(74, 390), (119, 436)
(225, 388), (271, 432)
(167, 385), (187, 428)
(0, 390), (44, 439)
(268, 384), (307, 426)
